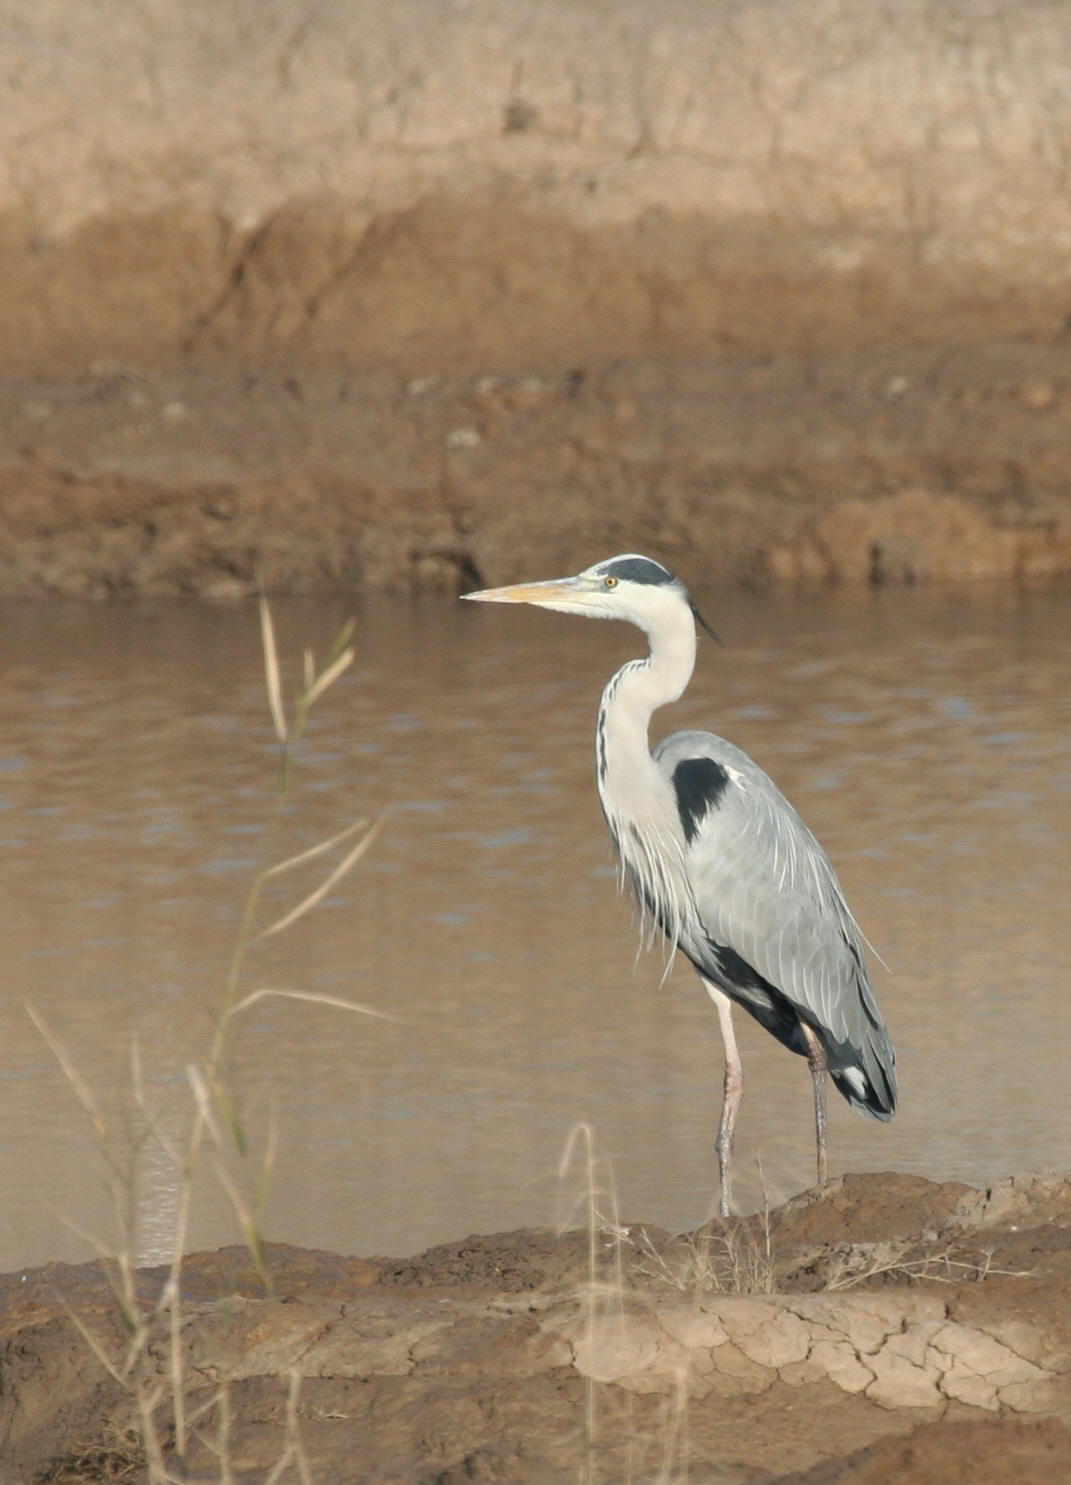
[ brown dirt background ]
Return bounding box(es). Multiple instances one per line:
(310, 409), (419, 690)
(3, 0), (1071, 595)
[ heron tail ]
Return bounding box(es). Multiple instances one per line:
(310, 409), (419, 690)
(826, 1022), (897, 1121)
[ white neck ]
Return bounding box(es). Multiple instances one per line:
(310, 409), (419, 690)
(594, 598), (698, 950)
(596, 600), (697, 806)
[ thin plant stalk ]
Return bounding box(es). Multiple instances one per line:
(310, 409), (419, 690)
(161, 598), (362, 1462)
(30, 598), (378, 1480)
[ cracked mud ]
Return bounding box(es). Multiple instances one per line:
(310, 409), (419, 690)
(5, 1171), (1071, 1483)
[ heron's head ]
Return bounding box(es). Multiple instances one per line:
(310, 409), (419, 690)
(462, 554), (719, 641)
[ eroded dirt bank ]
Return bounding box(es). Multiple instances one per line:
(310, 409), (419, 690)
(4, 1172), (1071, 1483)
(4, 1), (1071, 594)
(4, 338), (1071, 599)
(8, 1), (1071, 375)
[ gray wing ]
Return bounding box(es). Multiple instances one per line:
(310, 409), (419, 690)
(653, 729), (897, 1120)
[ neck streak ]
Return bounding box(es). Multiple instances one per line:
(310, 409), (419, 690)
(595, 604), (697, 802)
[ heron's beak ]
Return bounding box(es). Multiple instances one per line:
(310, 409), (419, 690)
(461, 576), (582, 607)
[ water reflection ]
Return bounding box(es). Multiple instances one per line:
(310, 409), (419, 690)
(1, 582), (1069, 1271)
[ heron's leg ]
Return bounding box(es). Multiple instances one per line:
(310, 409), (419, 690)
(799, 1022), (829, 1189)
(703, 980), (742, 1218)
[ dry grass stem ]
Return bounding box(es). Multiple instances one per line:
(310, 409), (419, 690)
(634, 1221), (776, 1297)
(557, 1122), (707, 1484)
(263, 817), (368, 877)
(190, 1381), (235, 1485)
(30, 599), (382, 1483)
(259, 813), (386, 938)
(557, 1123), (638, 1483)
(653, 1375), (691, 1485)
(263, 1370), (314, 1485)
(135, 1387), (171, 1485)
(58, 1301), (128, 1387)
(823, 1239), (1035, 1290)
(26, 1005), (110, 1142)
(185, 1063), (226, 1150)
(229, 985), (396, 1022)
(55, 1213), (121, 1270)
(210, 1153), (269, 1280)
(302, 646), (354, 709)
(259, 594), (288, 743)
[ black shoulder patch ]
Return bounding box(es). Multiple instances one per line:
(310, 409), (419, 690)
(672, 757), (730, 843)
(600, 556), (675, 587)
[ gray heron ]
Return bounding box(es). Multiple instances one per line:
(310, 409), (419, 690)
(463, 553), (897, 1216)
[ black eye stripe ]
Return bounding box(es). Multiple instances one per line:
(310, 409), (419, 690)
(599, 556), (675, 587)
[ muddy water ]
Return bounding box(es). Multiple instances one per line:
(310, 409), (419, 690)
(2, 583), (1070, 1272)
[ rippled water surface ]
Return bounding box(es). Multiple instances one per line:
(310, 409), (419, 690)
(2, 581), (1070, 1271)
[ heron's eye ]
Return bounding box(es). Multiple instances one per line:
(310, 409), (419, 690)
(604, 575), (618, 589)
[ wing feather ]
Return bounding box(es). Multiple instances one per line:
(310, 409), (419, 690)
(654, 729), (896, 1118)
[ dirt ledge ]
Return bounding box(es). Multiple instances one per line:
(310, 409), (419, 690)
(4, 1171), (1071, 1483)
(4, 338), (1071, 598)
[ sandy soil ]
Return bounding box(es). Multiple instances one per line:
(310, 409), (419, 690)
(4, 1171), (1071, 1483)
